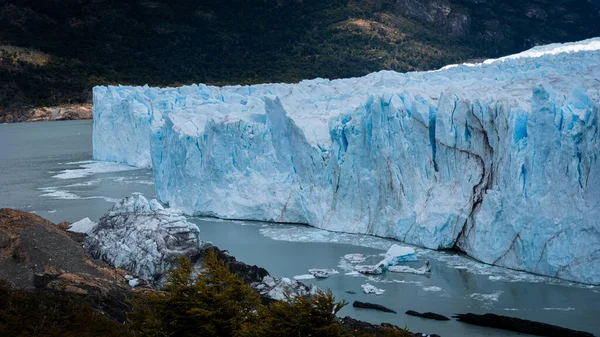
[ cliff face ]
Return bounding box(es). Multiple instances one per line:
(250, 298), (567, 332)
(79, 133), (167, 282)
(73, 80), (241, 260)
(1, 0), (600, 121)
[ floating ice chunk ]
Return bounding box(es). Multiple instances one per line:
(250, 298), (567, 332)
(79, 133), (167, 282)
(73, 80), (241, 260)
(361, 283), (385, 295)
(293, 274), (315, 280)
(356, 264), (384, 275)
(383, 244), (418, 263)
(308, 269), (339, 278)
(344, 253), (368, 264)
(356, 245), (421, 275)
(68, 217), (97, 234)
(388, 263), (431, 275)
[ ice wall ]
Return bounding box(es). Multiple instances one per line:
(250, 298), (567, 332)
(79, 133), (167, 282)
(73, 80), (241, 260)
(93, 38), (600, 284)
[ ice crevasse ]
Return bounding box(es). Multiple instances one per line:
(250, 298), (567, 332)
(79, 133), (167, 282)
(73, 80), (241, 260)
(93, 38), (600, 285)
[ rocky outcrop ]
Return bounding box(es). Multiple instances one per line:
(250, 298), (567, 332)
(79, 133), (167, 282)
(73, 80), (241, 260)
(0, 208), (136, 321)
(405, 310), (450, 321)
(454, 313), (595, 337)
(27, 104), (92, 122)
(339, 316), (440, 337)
(353, 301), (397, 313)
(393, 0), (470, 36)
(0, 104), (92, 123)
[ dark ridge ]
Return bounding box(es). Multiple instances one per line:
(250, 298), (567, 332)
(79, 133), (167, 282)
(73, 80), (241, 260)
(353, 301), (397, 313)
(405, 310), (450, 321)
(454, 313), (596, 337)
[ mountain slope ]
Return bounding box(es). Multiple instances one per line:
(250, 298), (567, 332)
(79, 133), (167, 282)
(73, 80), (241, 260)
(1, 0), (599, 121)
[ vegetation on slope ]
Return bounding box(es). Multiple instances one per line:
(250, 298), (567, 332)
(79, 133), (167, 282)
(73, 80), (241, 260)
(0, 251), (412, 337)
(1, 0), (599, 118)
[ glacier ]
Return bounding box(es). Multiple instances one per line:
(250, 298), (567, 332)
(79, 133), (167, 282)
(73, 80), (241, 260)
(93, 38), (600, 285)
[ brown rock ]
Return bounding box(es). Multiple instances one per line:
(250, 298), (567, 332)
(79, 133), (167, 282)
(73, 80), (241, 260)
(0, 208), (136, 321)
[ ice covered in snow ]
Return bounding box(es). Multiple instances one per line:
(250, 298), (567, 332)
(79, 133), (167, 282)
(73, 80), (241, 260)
(293, 274), (315, 280)
(93, 38), (600, 285)
(84, 194), (203, 285)
(361, 283), (385, 295)
(354, 244), (419, 275)
(253, 276), (319, 301)
(344, 254), (368, 264)
(68, 217), (97, 234)
(388, 264), (430, 275)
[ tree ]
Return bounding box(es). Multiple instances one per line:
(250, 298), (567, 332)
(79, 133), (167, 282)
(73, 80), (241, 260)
(129, 252), (261, 337)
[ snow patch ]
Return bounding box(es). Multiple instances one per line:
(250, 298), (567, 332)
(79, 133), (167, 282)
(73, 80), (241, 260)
(68, 217), (97, 234)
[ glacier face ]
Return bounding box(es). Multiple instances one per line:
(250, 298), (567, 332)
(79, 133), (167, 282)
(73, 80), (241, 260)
(93, 38), (600, 285)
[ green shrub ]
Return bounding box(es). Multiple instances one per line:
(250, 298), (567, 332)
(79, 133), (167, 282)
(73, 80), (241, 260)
(0, 280), (130, 337)
(129, 252), (261, 337)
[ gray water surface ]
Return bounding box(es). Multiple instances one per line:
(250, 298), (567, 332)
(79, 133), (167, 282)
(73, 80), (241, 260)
(1, 120), (599, 337)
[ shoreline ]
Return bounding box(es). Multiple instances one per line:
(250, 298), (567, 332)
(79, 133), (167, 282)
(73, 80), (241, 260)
(0, 104), (92, 123)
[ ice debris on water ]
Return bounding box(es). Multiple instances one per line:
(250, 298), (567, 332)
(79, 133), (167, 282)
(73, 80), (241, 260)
(361, 283), (385, 295)
(356, 244), (419, 275)
(308, 268), (339, 278)
(293, 274), (315, 280)
(344, 254), (368, 264)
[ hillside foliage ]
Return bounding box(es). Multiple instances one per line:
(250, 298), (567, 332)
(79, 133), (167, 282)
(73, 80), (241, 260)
(1, 0), (600, 116)
(0, 252), (413, 336)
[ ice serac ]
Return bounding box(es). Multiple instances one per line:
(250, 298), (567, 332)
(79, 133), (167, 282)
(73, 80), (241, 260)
(93, 38), (600, 285)
(84, 194), (203, 285)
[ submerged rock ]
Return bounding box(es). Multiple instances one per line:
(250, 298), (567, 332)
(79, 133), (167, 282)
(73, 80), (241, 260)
(405, 310), (450, 321)
(353, 301), (397, 314)
(454, 313), (595, 337)
(339, 316), (440, 337)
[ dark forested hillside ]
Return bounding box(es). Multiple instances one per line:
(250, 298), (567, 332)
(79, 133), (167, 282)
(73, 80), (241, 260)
(1, 0), (600, 120)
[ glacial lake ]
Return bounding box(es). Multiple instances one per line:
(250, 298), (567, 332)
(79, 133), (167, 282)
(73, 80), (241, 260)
(1, 120), (599, 337)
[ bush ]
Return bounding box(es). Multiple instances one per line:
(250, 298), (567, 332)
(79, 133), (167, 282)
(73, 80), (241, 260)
(0, 280), (130, 337)
(129, 252), (262, 337)
(130, 252), (370, 337)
